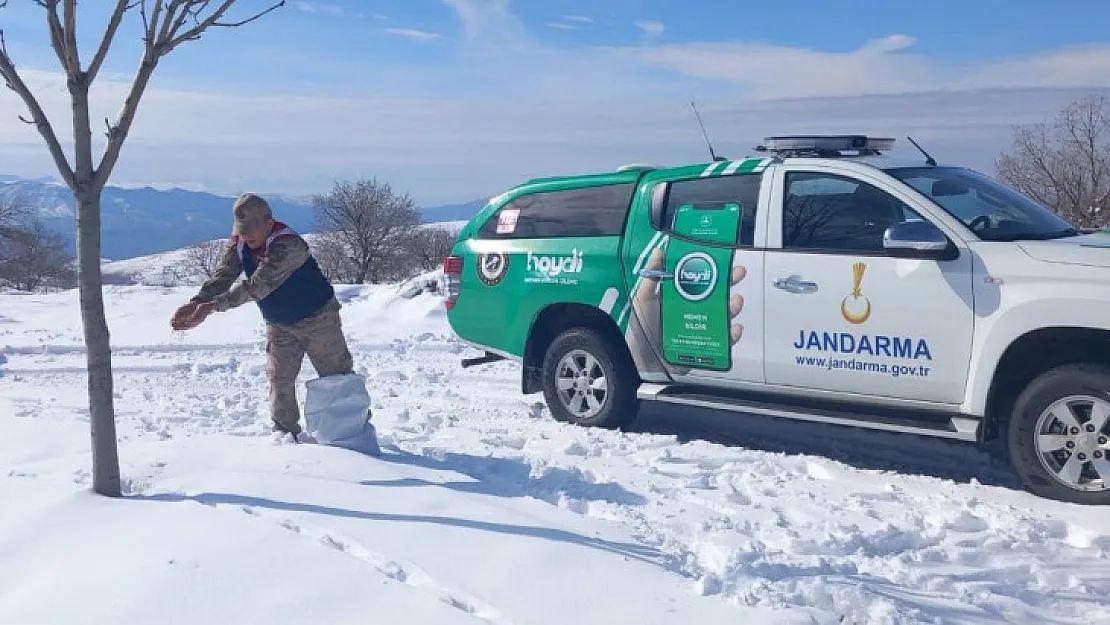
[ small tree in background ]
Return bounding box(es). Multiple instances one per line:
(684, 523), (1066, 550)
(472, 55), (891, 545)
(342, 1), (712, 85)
(0, 0), (284, 497)
(0, 194), (30, 238)
(182, 238), (227, 280)
(0, 219), (75, 291)
(311, 178), (421, 283)
(996, 94), (1110, 229)
(310, 234), (361, 284)
(0, 193), (75, 291)
(407, 226), (457, 272)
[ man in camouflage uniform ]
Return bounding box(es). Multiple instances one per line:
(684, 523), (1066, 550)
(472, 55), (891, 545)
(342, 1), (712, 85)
(171, 192), (357, 439)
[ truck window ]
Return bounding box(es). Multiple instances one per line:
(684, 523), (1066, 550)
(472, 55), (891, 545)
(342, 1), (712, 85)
(661, 174), (763, 246)
(477, 182), (636, 239)
(782, 171), (923, 253)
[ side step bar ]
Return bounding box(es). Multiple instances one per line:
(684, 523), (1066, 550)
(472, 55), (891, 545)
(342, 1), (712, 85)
(461, 352), (506, 368)
(637, 383), (981, 442)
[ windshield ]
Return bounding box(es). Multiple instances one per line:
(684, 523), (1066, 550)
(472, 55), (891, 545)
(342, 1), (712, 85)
(884, 166), (1079, 242)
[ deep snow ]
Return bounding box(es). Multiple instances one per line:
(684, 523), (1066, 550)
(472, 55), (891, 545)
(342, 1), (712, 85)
(2, 280), (1110, 624)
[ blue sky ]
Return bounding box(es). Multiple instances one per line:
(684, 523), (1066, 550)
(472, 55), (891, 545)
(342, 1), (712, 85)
(0, 0), (1109, 206)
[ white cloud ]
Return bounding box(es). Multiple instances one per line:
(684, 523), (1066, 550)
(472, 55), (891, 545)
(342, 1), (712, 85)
(294, 2), (343, 16)
(1, 0), (1108, 206)
(384, 28), (442, 43)
(550, 14), (594, 30)
(442, 0), (529, 53)
(615, 36), (1110, 100)
(635, 20), (665, 36)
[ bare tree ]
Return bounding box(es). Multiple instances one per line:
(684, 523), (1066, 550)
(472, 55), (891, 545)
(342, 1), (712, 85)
(309, 232), (361, 284)
(0, 194), (30, 234)
(407, 226), (457, 272)
(182, 238), (227, 280)
(996, 94), (1110, 229)
(312, 178), (421, 283)
(0, 219), (76, 291)
(0, 1), (284, 497)
(0, 195), (33, 258)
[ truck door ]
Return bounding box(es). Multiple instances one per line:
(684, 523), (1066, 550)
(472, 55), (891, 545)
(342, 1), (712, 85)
(620, 160), (771, 386)
(761, 164), (975, 404)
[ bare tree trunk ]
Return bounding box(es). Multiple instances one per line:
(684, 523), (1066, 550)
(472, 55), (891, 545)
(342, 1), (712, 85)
(76, 189), (120, 496)
(70, 42), (121, 497)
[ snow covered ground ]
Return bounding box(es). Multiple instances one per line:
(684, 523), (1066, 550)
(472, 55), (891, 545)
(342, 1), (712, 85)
(3, 279), (1110, 624)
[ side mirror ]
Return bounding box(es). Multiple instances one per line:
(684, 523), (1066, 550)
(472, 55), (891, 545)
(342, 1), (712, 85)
(883, 220), (957, 260)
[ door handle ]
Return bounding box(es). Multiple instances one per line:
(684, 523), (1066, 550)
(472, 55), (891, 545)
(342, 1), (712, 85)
(639, 268), (674, 280)
(773, 276), (818, 293)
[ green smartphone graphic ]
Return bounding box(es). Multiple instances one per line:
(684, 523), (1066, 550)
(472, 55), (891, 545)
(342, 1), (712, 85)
(660, 202), (740, 371)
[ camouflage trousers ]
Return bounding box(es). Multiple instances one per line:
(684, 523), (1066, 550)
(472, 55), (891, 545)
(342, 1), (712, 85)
(266, 302), (354, 434)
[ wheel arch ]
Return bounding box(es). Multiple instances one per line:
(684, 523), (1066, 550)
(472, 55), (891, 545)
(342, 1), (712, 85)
(521, 302), (635, 394)
(983, 326), (1110, 440)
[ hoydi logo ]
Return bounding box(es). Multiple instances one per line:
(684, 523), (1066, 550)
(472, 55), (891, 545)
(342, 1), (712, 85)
(527, 249), (583, 277)
(674, 252), (717, 301)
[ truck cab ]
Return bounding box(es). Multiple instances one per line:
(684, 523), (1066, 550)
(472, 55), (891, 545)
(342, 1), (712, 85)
(444, 135), (1110, 506)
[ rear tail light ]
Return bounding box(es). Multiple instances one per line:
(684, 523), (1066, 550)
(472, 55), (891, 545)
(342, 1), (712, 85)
(443, 255), (463, 310)
(443, 255), (463, 274)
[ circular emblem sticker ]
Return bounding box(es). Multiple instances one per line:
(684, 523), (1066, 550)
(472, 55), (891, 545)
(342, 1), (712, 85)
(674, 252), (717, 302)
(476, 252), (509, 286)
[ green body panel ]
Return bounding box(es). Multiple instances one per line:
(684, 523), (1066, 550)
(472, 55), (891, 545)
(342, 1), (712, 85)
(446, 156), (773, 365)
(448, 235), (627, 357)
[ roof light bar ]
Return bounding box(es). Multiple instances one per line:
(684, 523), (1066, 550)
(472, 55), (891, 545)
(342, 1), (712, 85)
(757, 135), (896, 157)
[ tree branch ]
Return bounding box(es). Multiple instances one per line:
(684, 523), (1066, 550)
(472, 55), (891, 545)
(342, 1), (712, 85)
(87, 0), (137, 84)
(0, 30), (76, 188)
(62, 0), (81, 77)
(164, 0), (283, 52)
(93, 52), (158, 189)
(38, 0), (74, 76)
(213, 0), (283, 27)
(161, 0), (193, 47)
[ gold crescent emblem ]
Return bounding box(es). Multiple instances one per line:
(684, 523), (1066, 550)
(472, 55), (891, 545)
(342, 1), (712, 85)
(840, 261), (872, 324)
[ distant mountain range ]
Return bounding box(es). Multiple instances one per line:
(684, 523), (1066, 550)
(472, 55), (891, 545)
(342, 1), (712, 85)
(0, 176), (487, 260)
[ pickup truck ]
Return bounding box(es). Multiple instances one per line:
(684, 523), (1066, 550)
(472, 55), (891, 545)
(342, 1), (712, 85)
(442, 135), (1110, 505)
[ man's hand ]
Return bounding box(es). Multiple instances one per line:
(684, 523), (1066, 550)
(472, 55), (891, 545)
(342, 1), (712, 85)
(170, 301), (214, 331)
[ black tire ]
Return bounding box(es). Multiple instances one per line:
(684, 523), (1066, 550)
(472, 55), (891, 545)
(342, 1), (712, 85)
(1008, 363), (1110, 505)
(541, 327), (639, 429)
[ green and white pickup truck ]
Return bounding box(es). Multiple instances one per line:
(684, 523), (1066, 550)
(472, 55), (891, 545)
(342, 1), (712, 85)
(443, 135), (1110, 505)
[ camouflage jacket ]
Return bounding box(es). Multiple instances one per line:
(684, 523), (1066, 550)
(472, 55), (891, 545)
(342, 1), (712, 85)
(192, 230), (328, 313)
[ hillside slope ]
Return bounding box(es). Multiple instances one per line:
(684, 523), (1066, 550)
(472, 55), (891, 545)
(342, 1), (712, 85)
(0, 176), (482, 261)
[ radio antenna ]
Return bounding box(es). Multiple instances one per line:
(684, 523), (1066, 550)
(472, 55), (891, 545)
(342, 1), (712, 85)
(691, 101), (726, 162)
(906, 135), (937, 166)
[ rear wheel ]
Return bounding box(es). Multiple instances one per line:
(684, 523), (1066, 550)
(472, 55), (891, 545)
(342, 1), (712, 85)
(541, 327), (639, 428)
(1008, 363), (1110, 505)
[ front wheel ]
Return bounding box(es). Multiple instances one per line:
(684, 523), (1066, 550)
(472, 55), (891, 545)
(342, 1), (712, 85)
(1008, 363), (1110, 505)
(541, 327), (639, 429)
